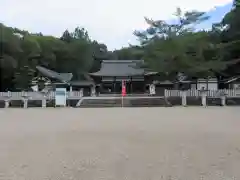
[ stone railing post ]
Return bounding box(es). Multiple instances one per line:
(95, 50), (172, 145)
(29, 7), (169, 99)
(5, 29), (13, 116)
(23, 98), (28, 108)
(200, 90), (208, 107)
(42, 96), (47, 108)
(22, 93), (29, 108)
(4, 99), (10, 108)
(220, 91), (226, 106)
(221, 96), (226, 106)
(3, 94), (11, 108)
(181, 91), (187, 106)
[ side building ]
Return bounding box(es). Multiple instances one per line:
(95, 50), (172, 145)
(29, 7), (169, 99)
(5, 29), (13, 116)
(34, 66), (94, 96)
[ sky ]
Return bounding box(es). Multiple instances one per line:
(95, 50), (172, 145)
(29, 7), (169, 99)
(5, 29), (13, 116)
(0, 0), (233, 50)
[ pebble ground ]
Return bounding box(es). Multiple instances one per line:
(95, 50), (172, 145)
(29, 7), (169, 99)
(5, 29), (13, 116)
(0, 107), (240, 180)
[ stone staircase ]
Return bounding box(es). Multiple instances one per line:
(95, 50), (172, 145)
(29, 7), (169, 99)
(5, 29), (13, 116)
(79, 98), (123, 107)
(78, 97), (171, 108)
(128, 97), (170, 107)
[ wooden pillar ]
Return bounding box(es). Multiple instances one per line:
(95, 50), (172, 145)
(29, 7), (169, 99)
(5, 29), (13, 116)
(130, 77), (133, 94)
(206, 78), (209, 90)
(113, 81), (116, 93)
(131, 81), (133, 94)
(113, 77), (116, 93)
(144, 80), (146, 93)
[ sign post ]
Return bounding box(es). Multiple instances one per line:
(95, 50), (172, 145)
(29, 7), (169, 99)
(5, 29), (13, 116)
(121, 80), (126, 107)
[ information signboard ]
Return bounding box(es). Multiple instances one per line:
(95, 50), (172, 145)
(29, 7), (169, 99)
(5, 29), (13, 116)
(55, 88), (67, 107)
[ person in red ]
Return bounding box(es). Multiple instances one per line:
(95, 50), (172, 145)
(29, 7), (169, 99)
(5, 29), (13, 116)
(121, 80), (126, 96)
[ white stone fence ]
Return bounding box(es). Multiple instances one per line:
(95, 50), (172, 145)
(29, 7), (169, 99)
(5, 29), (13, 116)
(164, 89), (240, 106)
(0, 91), (83, 101)
(1, 89), (240, 108)
(0, 91), (84, 108)
(164, 89), (240, 98)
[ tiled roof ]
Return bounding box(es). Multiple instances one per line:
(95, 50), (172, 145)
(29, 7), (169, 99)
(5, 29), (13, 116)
(36, 66), (73, 82)
(89, 60), (145, 76)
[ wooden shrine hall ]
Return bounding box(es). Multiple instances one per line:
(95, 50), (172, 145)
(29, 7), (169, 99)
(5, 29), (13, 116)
(89, 60), (157, 94)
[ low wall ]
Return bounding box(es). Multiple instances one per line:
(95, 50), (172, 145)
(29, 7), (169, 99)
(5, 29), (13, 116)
(226, 98), (240, 106)
(167, 97), (182, 106)
(206, 97), (222, 106)
(187, 97), (202, 106)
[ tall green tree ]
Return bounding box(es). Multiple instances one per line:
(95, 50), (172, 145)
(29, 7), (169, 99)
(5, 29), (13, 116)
(134, 8), (236, 79)
(215, 0), (240, 76)
(113, 46), (143, 60)
(0, 24), (106, 90)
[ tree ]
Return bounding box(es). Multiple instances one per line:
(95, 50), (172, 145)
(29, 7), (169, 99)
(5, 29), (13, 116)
(60, 30), (73, 43)
(134, 8), (236, 79)
(222, 0), (240, 40)
(0, 24), (23, 90)
(214, 0), (240, 76)
(1, 5), (240, 91)
(0, 24), (106, 90)
(113, 46), (144, 60)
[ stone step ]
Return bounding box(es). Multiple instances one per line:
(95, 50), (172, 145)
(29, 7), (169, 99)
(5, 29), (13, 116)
(80, 99), (122, 107)
(79, 97), (170, 108)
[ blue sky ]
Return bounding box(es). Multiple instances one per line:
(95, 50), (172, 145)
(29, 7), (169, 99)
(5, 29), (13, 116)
(0, 0), (233, 50)
(197, 2), (233, 30)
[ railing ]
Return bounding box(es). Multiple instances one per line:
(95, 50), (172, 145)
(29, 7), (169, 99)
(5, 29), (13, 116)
(1, 89), (240, 101)
(0, 91), (152, 100)
(1, 89), (240, 108)
(164, 89), (240, 97)
(0, 91), (167, 108)
(0, 91), (84, 100)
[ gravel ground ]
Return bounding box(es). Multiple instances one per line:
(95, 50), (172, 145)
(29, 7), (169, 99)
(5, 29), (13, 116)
(0, 107), (240, 180)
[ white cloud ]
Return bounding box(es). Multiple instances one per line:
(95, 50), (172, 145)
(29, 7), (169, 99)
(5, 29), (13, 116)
(0, 0), (232, 50)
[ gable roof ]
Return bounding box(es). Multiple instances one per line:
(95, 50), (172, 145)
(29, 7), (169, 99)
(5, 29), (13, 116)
(89, 60), (145, 77)
(36, 66), (73, 82)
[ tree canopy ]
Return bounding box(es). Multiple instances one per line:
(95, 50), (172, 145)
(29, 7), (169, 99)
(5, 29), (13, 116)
(0, 25), (113, 90)
(133, 7), (240, 79)
(1, 2), (240, 91)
